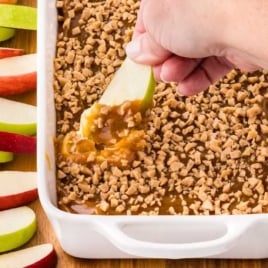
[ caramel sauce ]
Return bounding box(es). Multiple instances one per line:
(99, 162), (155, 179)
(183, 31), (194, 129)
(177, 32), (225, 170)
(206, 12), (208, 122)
(57, 100), (148, 167)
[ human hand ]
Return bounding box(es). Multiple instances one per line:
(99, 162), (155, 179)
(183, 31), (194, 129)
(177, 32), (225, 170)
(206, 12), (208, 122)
(126, 0), (268, 95)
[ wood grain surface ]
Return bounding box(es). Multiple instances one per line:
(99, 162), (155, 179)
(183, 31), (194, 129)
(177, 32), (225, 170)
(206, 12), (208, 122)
(1, 0), (268, 267)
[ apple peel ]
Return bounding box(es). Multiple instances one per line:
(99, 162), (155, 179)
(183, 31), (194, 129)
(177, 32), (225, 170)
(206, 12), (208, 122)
(0, 131), (36, 154)
(0, 47), (24, 59)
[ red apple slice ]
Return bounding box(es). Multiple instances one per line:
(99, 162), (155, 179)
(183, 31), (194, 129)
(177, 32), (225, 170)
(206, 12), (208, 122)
(0, 243), (57, 268)
(0, 47), (24, 59)
(0, 206), (37, 253)
(0, 53), (36, 96)
(0, 0), (17, 3)
(0, 171), (37, 210)
(0, 131), (36, 154)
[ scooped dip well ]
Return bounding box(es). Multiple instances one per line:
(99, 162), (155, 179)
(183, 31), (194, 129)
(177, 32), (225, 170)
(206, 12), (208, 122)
(58, 100), (149, 167)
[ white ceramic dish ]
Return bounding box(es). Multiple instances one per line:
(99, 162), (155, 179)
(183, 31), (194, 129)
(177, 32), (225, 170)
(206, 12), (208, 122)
(37, 0), (268, 259)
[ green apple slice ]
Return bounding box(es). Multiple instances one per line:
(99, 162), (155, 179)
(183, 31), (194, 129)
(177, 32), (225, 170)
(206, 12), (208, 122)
(100, 57), (155, 107)
(0, 151), (13, 163)
(0, 27), (15, 41)
(0, 206), (37, 253)
(80, 57), (155, 137)
(0, 97), (36, 135)
(0, 4), (37, 30)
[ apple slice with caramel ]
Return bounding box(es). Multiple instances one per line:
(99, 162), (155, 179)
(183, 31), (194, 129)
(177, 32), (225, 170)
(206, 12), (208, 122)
(80, 57), (155, 138)
(60, 58), (155, 166)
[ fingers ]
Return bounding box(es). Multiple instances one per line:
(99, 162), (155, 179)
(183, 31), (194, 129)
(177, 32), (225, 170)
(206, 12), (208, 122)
(158, 55), (202, 82)
(178, 56), (233, 96)
(153, 55), (233, 96)
(127, 0), (235, 96)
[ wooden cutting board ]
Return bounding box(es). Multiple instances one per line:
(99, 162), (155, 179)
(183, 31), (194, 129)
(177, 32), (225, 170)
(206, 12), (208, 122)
(1, 0), (268, 267)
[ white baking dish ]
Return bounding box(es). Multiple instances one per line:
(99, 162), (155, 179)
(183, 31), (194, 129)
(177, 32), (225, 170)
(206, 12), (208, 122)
(37, 0), (268, 259)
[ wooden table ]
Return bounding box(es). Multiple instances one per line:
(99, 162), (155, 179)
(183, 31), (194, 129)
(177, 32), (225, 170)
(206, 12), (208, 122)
(1, 0), (268, 267)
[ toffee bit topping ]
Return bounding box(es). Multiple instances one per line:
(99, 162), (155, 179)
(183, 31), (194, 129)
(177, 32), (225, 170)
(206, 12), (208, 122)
(55, 0), (268, 216)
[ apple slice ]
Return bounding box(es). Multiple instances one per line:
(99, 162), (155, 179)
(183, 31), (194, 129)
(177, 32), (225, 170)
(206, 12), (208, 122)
(0, 206), (37, 253)
(0, 243), (57, 268)
(0, 0), (17, 3)
(0, 27), (15, 42)
(80, 57), (155, 137)
(0, 171), (37, 210)
(0, 151), (13, 163)
(0, 97), (36, 135)
(0, 47), (24, 59)
(0, 53), (36, 96)
(0, 0), (18, 42)
(100, 57), (155, 107)
(0, 5), (37, 30)
(0, 131), (36, 154)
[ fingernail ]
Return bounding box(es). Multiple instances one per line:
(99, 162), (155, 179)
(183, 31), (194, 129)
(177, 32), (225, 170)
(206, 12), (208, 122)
(126, 39), (141, 59)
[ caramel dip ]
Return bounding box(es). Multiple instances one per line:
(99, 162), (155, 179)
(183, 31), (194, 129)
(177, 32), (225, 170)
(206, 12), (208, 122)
(54, 0), (268, 215)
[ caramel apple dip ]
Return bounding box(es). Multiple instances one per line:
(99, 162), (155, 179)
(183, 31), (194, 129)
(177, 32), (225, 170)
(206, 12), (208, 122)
(54, 0), (268, 215)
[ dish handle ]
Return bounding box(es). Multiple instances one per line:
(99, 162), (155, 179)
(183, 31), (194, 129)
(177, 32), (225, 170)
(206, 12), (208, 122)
(95, 217), (255, 259)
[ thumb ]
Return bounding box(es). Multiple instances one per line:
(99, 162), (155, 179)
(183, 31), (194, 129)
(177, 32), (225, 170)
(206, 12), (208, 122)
(126, 32), (171, 65)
